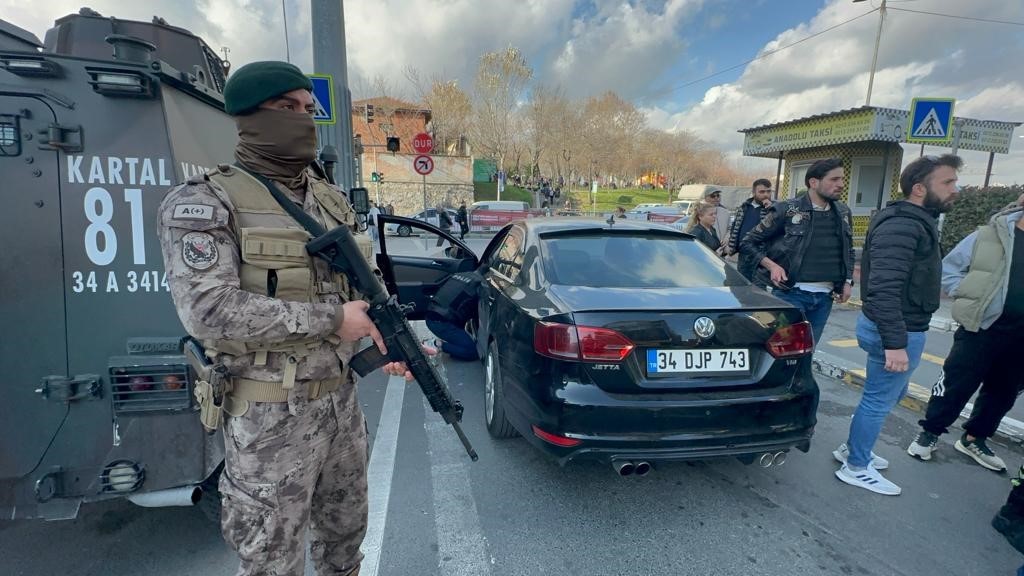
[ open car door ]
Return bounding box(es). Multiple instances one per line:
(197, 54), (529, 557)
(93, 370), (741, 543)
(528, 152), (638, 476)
(376, 215), (479, 320)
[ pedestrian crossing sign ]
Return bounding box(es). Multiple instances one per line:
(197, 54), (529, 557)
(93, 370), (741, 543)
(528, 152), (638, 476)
(907, 97), (955, 144)
(307, 74), (335, 125)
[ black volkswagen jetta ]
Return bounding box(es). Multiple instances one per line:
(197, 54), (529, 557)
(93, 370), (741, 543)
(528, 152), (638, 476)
(375, 215), (818, 474)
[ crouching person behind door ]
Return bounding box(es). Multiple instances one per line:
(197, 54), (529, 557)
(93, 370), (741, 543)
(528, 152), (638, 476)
(157, 61), (411, 576)
(426, 270), (483, 361)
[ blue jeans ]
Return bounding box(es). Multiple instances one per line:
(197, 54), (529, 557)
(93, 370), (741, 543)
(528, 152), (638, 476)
(772, 288), (834, 345)
(846, 314), (926, 468)
(425, 317), (478, 360)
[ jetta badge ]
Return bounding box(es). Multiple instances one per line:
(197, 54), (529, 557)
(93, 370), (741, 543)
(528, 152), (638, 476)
(694, 316), (716, 339)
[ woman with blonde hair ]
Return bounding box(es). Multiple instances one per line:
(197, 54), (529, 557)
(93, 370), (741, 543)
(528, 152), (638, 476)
(686, 202), (723, 253)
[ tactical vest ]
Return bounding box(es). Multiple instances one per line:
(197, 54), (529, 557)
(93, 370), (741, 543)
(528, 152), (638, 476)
(951, 217), (1010, 332)
(202, 165), (370, 381)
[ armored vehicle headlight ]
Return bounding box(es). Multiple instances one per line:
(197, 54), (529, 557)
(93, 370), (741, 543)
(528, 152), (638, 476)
(0, 58), (61, 77)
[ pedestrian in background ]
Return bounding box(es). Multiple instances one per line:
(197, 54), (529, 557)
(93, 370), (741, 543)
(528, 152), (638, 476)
(457, 201), (469, 239)
(687, 202), (722, 253)
(436, 204), (453, 247)
(702, 189), (732, 242)
(906, 200), (1024, 472)
(367, 200), (381, 243)
(835, 154), (961, 496)
(614, 206), (626, 219)
(726, 178), (774, 282)
(741, 158), (854, 344)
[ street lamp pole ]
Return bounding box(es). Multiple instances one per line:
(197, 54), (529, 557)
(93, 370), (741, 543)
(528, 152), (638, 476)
(855, 0), (887, 106)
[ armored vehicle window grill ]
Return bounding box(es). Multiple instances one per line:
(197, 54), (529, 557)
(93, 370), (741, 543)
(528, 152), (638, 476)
(110, 364), (191, 415)
(201, 45), (226, 93)
(0, 115), (20, 156)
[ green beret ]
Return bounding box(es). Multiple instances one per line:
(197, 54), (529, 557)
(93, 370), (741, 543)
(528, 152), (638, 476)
(223, 61), (313, 116)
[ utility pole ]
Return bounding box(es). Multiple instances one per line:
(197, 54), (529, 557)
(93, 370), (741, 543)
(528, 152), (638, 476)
(281, 0), (291, 63)
(862, 0), (885, 106)
(311, 0), (356, 190)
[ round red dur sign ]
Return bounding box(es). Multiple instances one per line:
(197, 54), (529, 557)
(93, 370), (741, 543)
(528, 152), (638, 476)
(412, 132), (434, 154)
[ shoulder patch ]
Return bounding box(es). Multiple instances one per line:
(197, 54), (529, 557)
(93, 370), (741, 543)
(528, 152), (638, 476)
(172, 204), (215, 221)
(181, 231), (219, 270)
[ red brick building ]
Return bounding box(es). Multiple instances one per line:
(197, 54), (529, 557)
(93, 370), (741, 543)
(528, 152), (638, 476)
(351, 96), (431, 155)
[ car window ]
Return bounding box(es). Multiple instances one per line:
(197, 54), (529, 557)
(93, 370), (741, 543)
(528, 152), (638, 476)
(541, 233), (746, 288)
(489, 226), (525, 282)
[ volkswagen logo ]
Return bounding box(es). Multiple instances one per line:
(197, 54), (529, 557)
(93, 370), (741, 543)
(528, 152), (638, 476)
(693, 316), (716, 339)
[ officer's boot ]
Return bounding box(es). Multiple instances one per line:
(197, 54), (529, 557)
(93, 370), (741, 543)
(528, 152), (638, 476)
(993, 466), (1024, 554)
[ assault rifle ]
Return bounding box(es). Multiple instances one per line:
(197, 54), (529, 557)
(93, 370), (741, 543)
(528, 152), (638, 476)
(308, 226), (478, 461)
(240, 165), (477, 461)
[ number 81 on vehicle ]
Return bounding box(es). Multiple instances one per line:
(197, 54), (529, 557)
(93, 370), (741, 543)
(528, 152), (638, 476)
(647, 349), (749, 374)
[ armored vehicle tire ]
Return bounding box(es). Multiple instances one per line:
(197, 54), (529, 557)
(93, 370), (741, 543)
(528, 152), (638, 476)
(397, 224), (412, 237)
(485, 341), (517, 439)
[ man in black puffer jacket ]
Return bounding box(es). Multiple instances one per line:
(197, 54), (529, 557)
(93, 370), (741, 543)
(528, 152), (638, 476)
(833, 154), (962, 497)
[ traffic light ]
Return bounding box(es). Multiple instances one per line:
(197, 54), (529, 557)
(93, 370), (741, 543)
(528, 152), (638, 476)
(386, 136), (400, 152)
(371, 172), (379, 182)
(378, 171), (384, 182)
(365, 103), (375, 124)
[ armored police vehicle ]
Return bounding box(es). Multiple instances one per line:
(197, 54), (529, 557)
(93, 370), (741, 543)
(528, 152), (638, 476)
(1, 9), (237, 520)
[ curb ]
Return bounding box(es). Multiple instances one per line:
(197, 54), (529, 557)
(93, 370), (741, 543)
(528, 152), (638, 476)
(841, 298), (960, 333)
(811, 350), (1024, 444)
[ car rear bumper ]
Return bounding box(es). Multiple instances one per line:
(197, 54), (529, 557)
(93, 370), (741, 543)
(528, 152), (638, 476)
(515, 381), (818, 466)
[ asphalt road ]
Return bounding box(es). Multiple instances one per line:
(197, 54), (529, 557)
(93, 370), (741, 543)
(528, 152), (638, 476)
(2, 233), (1020, 575)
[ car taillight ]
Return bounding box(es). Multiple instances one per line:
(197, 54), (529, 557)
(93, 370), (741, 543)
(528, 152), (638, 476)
(531, 425), (582, 447)
(534, 322), (634, 362)
(765, 321), (814, 358)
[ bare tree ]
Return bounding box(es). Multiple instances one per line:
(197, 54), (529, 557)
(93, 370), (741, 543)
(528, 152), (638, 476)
(406, 67), (472, 155)
(470, 47), (533, 191)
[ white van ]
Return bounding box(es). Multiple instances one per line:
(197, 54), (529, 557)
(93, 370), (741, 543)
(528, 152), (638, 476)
(470, 200), (530, 212)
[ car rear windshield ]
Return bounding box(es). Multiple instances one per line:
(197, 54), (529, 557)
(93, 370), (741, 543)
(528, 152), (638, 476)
(540, 233), (746, 288)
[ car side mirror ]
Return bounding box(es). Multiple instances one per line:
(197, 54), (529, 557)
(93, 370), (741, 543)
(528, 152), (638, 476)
(349, 187), (369, 215)
(444, 246), (469, 259)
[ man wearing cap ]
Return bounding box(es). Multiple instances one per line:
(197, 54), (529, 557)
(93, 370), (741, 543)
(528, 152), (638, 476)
(702, 189), (731, 242)
(158, 61), (411, 576)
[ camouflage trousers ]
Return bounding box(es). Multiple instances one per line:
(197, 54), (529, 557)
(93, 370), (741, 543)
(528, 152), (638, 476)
(220, 379), (368, 576)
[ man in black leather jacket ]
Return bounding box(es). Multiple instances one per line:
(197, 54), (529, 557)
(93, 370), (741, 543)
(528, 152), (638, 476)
(834, 154), (961, 496)
(740, 158), (854, 344)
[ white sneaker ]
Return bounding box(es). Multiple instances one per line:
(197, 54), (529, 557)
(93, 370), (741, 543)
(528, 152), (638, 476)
(835, 464), (901, 496)
(955, 435), (1007, 472)
(833, 442), (889, 470)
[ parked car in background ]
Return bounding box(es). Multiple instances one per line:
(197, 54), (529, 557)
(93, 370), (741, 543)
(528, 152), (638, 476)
(375, 216), (819, 475)
(384, 208), (460, 237)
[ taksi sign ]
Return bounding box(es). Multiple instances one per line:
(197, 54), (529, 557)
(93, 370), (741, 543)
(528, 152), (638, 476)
(307, 74), (335, 125)
(907, 98), (955, 144)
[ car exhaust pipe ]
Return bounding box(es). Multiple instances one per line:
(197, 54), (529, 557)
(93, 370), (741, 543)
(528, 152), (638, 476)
(127, 485), (202, 508)
(633, 461), (652, 476)
(758, 452), (774, 468)
(612, 460), (635, 476)
(771, 451), (787, 467)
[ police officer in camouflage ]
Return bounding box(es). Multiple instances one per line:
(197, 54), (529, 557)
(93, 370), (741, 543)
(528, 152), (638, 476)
(158, 61), (410, 576)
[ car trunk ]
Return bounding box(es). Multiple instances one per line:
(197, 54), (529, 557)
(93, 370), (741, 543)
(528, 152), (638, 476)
(546, 284), (805, 393)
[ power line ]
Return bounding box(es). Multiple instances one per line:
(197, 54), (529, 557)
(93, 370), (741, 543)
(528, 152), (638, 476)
(641, 8), (879, 101)
(887, 6), (1024, 27)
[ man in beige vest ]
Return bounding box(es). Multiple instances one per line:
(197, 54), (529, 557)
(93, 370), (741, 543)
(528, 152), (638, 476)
(158, 61), (410, 576)
(907, 198), (1024, 473)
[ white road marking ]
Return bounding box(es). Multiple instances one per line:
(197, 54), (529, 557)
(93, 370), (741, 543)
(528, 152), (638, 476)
(359, 375), (407, 576)
(425, 401), (492, 576)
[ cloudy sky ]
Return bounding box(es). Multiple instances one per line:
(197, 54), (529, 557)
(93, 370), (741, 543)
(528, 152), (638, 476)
(4, 0), (1024, 185)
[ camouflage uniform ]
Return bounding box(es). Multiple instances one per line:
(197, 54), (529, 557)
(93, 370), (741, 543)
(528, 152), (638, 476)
(158, 166), (367, 576)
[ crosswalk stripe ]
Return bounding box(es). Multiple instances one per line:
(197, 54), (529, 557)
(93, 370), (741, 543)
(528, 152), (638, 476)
(921, 352), (946, 366)
(360, 376), (407, 576)
(827, 339), (859, 348)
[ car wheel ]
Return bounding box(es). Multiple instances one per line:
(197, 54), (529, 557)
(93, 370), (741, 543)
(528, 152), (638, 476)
(485, 340), (517, 439)
(397, 224), (412, 237)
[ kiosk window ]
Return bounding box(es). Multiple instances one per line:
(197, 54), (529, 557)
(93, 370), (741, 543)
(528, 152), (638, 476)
(0, 115), (20, 156)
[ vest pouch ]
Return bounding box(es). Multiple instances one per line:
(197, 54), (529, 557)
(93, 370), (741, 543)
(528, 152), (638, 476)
(240, 227), (314, 302)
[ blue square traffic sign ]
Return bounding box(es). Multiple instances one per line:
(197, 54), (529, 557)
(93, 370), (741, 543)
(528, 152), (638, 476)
(308, 74), (335, 125)
(907, 97), (955, 144)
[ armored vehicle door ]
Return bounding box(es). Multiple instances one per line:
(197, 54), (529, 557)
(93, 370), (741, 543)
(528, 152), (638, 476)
(0, 95), (70, 484)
